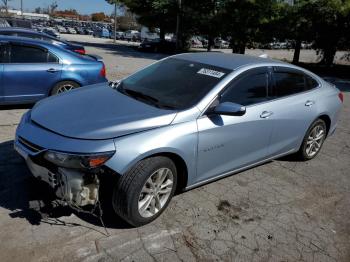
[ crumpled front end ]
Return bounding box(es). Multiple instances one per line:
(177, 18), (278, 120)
(14, 111), (117, 207)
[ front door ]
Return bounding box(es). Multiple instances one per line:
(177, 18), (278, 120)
(196, 67), (274, 183)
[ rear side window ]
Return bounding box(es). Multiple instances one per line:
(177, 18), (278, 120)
(274, 72), (305, 97)
(10, 45), (59, 63)
(273, 70), (319, 98)
(221, 72), (268, 106)
(305, 75), (319, 90)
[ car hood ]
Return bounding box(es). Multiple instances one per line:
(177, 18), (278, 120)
(31, 84), (177, 140)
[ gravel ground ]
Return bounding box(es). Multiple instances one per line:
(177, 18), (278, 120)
(0, 34), (349, 262)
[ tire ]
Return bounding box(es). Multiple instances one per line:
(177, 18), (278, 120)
(51, 81), (80, 95)
(297, 119), (327, 161)
(113, 156), (177, 227)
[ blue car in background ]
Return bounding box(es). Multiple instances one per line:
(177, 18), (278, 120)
(0, 27), (86, 54)
(0, 36), (107, 105)
(93, 28), (110, 38)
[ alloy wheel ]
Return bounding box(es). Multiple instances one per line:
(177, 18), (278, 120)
(305, 124), (325, 158)
(138, 168), (174, 218)
(57, 84), (75, 93)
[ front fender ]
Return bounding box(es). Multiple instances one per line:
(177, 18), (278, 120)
(104, 120), (198, 186)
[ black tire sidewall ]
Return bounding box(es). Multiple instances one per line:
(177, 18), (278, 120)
(114, 157), (177, 227)
(300, 119), (327, 160)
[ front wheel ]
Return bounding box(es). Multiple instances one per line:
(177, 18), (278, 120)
(113, 156), (177, 227)
(298, 119), (327, 160)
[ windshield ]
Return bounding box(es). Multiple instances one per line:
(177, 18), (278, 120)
(116, 58), (231, 110)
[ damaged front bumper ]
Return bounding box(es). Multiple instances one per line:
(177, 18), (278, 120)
(15, 137), (101, 207)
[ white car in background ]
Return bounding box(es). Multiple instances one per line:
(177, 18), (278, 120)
(214, 38), (229, 49)
(67, 27), (77, 34)
(124, 30), (140, 41)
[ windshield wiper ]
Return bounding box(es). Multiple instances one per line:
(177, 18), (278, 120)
(118, 86), (175, 110)
(124, 88), (159, 103)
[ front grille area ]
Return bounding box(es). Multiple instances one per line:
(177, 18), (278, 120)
(18, 136), (44, 153)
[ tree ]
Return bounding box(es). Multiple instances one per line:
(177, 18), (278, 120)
(310, 0), (350, 65)
(50, 1), (58, 14)
(120, 0), (178, 40)
(183, 0), (224, 51)
(92, 12), (107, 21)
(1, 0), (12, 13)
(34, 7), (42, 14)
(220, 0), (278, 54)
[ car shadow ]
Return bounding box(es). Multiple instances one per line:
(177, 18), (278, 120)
(0, 104), (34, 110)
(0, 140), (131, 231)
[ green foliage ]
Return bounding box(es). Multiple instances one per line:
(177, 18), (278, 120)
(118, 0), (350, 64)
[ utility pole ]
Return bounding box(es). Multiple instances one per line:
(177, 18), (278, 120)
(114, 2), (117, 43)
(175, 0), (182, 52)
(21, 0), (23, 15)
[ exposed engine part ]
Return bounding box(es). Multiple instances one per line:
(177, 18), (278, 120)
(56, 168), (100, 206)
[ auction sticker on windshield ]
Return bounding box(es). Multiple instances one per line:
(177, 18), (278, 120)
(197, 68), (226, 78)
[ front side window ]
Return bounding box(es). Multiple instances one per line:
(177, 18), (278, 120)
(116, 58), (232, 110)
(10, 45), (58, 63)
(220, 72), (268, 106)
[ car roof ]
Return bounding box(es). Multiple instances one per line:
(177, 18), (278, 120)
(0, 34), (57, 47)
(0, 35), (95, 64)
(174, 52), (286, 70)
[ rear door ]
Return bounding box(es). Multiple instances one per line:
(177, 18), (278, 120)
(267, 66), (320, 156)
(3, 42), (62, 103)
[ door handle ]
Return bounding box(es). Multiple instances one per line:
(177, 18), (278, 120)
(260, 111), (273, 119)
(47, 68), (59, 73)
(305, 100), (315, 107)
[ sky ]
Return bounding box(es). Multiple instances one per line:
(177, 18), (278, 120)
(10, 0), (115, 15)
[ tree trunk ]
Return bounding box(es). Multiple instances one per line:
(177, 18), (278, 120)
(159, 27), (165, 40)
(293, 39), (302, 64)
(321, 46), (337, 66)
(207, 35), (214, 52)
(239, 42), (246, 54)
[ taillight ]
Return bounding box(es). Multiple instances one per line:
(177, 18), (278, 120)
(74, 49), (86, 55)
(100, 63), (106, 78)
(338, 92), (344, 103)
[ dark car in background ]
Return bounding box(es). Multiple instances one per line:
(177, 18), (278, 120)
(138, 38), (176, 53)
(0, 27), (86, 54)
(0, 36), (107, 105)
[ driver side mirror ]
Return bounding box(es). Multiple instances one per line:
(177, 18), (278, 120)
(212, 102), (246, 116)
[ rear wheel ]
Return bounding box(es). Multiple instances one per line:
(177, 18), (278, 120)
(298, 119), (327, 160)
(51, 81), (80, 95)
(113, 156), (177, 227)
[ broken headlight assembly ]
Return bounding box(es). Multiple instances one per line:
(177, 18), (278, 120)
(43, 150), (115, 169)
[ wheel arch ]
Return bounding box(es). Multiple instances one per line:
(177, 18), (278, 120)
(145, 152), (188, 193)
(113, 149), (190, 193)
(318, 114), (331, 136)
